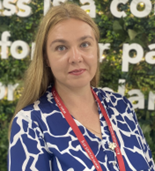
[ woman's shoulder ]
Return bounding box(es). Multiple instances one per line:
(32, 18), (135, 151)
(93, 87), (133, 111)
(95, 87), (122, 96)
(14, 85), (58, 123)
(93, 86), (127, 100)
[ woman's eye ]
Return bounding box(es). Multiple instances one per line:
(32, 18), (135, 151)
(81, 42), (90, 48)
(56, 46), (66, 51)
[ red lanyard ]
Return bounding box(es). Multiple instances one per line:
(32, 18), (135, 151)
(52, 87), (126, 171)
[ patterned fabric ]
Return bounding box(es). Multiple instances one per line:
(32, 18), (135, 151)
(8, 86), (155, 171)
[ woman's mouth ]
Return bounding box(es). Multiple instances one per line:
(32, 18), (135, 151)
(69, 69), (86, 76)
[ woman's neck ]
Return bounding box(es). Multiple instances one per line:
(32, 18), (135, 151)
(54, 83), (102, 139)
(54, 83), (96, 113)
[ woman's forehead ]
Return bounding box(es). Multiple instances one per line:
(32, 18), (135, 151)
(47, 18), (95, 42)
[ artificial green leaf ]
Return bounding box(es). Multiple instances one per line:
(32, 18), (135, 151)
(128, 29), (138, 40)
(113, 20), (123, 31)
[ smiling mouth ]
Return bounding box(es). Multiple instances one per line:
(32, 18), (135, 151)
(69, 69), (86, 75)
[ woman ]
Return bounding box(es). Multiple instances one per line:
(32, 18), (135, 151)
(8, 3), (155, 171)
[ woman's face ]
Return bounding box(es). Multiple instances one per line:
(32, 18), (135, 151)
(46, 18), (98, 90)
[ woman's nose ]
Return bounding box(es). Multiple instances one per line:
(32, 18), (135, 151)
(68, 47), (83, 64)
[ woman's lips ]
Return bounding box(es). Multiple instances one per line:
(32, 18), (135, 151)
(69, 69), (86, 75)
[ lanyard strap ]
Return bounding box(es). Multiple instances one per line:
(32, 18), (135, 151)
(52, 87), (126, 171)
(91, 88), (126, 171)
(52, 87), (102, 171)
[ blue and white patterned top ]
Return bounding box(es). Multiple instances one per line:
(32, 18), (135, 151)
(8, 86), (155, 171)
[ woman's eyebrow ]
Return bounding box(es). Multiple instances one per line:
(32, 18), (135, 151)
(50, 35), (94, 47)
(79, 35), (95, 41)
(50, 39), (67, 47)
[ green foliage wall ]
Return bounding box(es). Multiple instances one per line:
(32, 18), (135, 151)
(0, 2), (43, 171)
(0, 0), (155, 171)
(94, 0), (155, 161)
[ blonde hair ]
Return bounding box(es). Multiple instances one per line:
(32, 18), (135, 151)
(9, 2), (100, 136)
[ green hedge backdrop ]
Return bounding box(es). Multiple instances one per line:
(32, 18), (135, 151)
(0, 0), (155, 170)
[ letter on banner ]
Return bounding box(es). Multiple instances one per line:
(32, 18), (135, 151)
(44, 0), (51, 15)
(98, 43), (110, 62)
(130, 0), (152, 18)
(122, 43), (143, 72)
(148, 91), (155, 110)
(10, 40), (30, 59)
(118, 79), (125, 96)
(0, 83), (6, 100)
(128, 89), (144, 109)
(17, 0), (32, 17)
(3, 0), (16, 16)
(110, 0), (128, 18)
(0, 31), (12, 59)
(53, 0), (66, 6)
(145, 44), (155, 64)
(80, 0), (96, 18)
(7, 84), (19, 101)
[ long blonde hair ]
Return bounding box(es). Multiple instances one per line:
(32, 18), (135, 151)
(9, 3), (100, 136)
